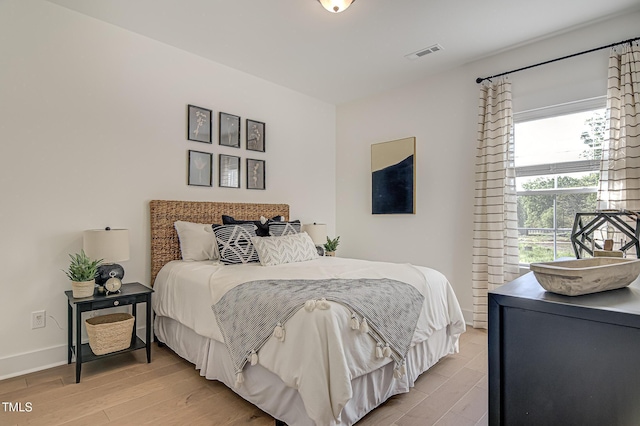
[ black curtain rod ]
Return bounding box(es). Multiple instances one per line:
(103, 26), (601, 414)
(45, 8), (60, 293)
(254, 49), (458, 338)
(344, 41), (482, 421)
(475, 36), (640, 84)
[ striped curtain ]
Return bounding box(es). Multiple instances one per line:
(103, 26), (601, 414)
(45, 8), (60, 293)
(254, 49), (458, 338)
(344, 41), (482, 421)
(597, 42), (640, 211)
(472, 79), (520, 329)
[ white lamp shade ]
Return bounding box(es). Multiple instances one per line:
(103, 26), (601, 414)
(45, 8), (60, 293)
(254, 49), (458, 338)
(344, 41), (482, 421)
(303, 223), (327, 246)
(317, 0), (355, 13)
(83, 229), (130, 263)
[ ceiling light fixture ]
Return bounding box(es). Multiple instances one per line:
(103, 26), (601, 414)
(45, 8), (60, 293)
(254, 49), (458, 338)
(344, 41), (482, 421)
(317, 0), (355, 13)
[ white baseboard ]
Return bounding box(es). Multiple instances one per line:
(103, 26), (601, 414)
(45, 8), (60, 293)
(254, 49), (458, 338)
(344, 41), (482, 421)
(0, 326), (149, 381)
(0, 345), (68, 381)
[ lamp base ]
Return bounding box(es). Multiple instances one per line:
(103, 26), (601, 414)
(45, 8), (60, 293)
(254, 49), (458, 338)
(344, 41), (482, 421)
(96, 263), (124, 285)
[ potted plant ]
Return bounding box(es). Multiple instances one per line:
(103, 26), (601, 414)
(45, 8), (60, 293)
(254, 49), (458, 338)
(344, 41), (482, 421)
(324, 236), (340, 257)
(63, 250), (102, 298)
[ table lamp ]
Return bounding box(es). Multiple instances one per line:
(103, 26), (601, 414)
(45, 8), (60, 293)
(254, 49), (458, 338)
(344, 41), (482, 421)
(303, 223), (327, 256)
(83, 228), (130, 294)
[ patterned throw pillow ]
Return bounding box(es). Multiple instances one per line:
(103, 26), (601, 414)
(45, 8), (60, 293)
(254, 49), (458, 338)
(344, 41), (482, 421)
(251, 232), (319, 266)
(213, 224), (260, 264)
(268, 221), (301, 237)
(222, 215), (298, 237)
(222, 215), (271, 237)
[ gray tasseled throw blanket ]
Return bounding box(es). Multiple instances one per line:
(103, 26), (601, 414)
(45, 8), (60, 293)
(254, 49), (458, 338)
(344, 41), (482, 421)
(212, 278), (425, 381)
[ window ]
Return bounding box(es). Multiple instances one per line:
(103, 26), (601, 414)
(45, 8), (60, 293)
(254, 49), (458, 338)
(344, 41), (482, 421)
(514, 98), (606, 264)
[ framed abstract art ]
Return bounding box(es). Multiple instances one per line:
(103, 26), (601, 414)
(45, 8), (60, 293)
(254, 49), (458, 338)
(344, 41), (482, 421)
(371, 137), (416, 214)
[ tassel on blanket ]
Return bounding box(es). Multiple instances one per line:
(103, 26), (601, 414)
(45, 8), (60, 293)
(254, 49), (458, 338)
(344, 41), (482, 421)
(317, 298), (330, 310)
(382, 343), (392, 358)
(393, 361), (407, 379)
(273, 322), (285, 342)
(235, 371), (245, 387)
(304, 299), (317, 312)
(375, 343), (384, 359)
(393, 366), (402, 379)
(350, 313), (360, 330)
(393, 364), (407, 379)
(247, 350), (258, 366)
(359, 318), (369, 334)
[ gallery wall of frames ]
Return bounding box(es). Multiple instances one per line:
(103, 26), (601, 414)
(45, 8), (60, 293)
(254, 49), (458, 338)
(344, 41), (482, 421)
(186, 104), (266, 190)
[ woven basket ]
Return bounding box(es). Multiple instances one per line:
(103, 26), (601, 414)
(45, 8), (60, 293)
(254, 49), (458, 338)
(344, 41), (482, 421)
(72, 280), (95, 298)
(86, 313), (134, 355)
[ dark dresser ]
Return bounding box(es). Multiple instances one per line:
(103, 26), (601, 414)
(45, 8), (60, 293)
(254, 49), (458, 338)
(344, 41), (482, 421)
(489, 272), (640, 425)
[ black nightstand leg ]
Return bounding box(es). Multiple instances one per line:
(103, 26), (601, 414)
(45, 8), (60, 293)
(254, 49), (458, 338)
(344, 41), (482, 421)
(75, 308), (82, 383)
(131, 302), (137, 347)
(146, 297), (152, 363)
(67, 302), (72, 364)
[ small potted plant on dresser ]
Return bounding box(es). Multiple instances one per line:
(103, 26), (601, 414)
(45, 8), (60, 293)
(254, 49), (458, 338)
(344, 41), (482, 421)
(63, 250), (102, 298)
(324, 236), (340, 257)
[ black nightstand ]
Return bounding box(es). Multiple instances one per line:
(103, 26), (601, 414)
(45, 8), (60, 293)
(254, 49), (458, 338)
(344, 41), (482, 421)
(65, 282), (153, 383)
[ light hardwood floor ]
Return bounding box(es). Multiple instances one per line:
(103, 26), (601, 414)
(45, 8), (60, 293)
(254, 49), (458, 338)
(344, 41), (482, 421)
(0, 327), (487, 426)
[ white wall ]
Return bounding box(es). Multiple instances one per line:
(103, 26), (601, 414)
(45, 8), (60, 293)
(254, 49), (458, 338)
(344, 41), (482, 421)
(336, 12), (640, 323)
(0, 0), (336, 378)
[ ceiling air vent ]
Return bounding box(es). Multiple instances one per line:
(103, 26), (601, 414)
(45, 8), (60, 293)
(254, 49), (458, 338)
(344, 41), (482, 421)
(405, 44), (444, 60)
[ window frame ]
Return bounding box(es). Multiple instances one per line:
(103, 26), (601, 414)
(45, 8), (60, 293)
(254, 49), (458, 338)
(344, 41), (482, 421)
(513, 96), (606, 265)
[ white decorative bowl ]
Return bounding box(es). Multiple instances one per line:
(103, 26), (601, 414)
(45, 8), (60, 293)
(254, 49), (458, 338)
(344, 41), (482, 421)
(530, 257), (640, 296)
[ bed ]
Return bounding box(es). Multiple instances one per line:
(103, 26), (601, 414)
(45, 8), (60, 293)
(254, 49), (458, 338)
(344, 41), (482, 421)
(149, 200), (465, 425)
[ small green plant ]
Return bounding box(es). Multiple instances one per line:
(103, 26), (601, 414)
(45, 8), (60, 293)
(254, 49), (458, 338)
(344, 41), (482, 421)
(324, 236), (340, 252)
(63, 250), (102, 282)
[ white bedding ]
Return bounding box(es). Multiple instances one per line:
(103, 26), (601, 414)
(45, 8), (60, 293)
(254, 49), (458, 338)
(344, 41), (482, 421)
(152, 257), (465, 425)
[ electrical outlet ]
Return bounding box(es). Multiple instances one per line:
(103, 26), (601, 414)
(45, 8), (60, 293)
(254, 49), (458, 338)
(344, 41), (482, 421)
(31, 310), (46, 329)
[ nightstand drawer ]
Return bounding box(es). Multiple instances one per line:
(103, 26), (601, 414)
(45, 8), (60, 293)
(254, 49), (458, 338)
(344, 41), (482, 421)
(91, 296), (137, 310)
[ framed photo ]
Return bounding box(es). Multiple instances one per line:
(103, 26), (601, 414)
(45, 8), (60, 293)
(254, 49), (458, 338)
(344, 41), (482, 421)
(219, 154), (241, 188)
(246, 119), (265, 152)
(188, 150), (213, 187)
(187, 105), (212, 143)
(219, 112), (241, 148)
(371, 137), (416, 214)
(246, 158), (265, 190)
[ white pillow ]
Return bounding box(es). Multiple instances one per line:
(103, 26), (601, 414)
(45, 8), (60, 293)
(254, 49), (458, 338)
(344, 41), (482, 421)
(174, 221), (219, 261)
(251, 232), (319, 266)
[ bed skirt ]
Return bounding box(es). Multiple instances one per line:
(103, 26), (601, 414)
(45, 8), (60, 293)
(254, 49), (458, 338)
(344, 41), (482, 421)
(154, 315), (459, 425)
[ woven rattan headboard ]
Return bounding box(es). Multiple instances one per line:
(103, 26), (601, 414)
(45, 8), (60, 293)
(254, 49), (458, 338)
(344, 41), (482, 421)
(149, 200), (289, 285)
